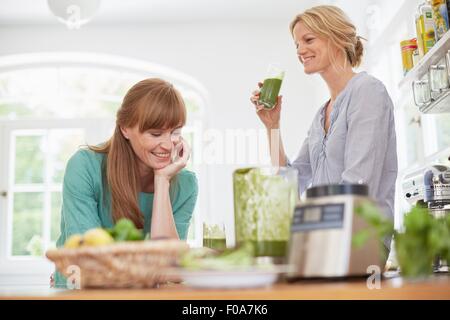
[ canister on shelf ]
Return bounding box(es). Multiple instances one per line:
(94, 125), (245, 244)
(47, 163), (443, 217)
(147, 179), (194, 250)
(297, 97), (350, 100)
(416, 3), (436, 57)
(412, 79), (432, 107)
(430, 0), (449, 41)
(429, 62), (450, 93)
(400, 39), (418, 75)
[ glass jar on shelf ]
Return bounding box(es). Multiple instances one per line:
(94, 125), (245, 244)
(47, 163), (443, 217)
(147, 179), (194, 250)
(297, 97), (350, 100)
(428, 57), (450, 96)
(412, 78), (432, 107)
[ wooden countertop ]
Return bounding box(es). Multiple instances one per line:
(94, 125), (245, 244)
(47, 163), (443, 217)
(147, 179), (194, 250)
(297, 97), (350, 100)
(1, 275), (450, 300)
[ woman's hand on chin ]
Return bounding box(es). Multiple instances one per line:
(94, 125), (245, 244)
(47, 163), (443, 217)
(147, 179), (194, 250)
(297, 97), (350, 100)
(154, 137), (190, 181)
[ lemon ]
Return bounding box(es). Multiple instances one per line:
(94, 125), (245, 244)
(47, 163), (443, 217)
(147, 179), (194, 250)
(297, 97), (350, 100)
(83, 228), (114, 246)
(64, 234), (83, 249)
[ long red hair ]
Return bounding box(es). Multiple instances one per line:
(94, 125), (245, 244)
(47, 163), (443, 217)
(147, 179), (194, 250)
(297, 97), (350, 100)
(90, 78), (186, 228)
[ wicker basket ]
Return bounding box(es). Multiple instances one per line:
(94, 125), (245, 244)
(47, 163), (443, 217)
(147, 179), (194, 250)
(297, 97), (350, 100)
(46, 240), (189, 289)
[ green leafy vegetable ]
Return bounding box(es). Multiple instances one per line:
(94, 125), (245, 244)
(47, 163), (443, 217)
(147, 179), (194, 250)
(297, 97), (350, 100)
(106, 218), (144, 242)
(179, 242), (257, 270)
(355, 201), (450, 278)
(395, 206), (450, 277)
(353, 201), (394, 262)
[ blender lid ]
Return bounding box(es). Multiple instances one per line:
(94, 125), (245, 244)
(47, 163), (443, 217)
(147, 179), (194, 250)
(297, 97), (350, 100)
(306, 184), (369, 198)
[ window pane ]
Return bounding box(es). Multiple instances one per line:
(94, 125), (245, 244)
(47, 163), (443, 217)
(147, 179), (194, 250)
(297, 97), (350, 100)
(14, 135), (45, 184)
(98, 100), (121, 115)
(59, 67), (124, 98)
(435, 114), (450, 151)
(51, 192), (62, 246)
(12, 192), (44, 256)
(184, 131), (194, 171)
(0, 68), (58, 100)
(0, 101), (33, 118)
(0, 66), (203, 120)
(0, 67), (137, 119)
(49, 129), (85, 183)
(403, 103), (422, 165)
(184, 96), (201, 114)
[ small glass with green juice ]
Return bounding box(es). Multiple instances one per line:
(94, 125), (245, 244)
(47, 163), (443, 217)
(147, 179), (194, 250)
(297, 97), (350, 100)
(203, 222), (227, 251)
(258, 64), (285, 109)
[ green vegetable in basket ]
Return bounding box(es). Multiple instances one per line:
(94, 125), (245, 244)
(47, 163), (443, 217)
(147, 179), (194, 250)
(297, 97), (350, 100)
(107, 218), (144, 242)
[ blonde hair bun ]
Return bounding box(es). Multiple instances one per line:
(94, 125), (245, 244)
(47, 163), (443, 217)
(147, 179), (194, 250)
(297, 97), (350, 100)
(290, 5), (364, 68)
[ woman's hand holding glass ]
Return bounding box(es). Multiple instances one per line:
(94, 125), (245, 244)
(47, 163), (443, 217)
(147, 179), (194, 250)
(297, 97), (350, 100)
(250, 82), (283, 129)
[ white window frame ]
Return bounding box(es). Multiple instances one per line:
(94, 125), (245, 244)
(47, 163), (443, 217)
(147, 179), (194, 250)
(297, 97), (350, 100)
(0, 118), (115, 284)
(0, 121), (206, 285)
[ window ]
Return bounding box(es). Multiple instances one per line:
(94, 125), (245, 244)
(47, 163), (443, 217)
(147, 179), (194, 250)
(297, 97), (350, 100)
(0, 53), (208, 283)
(9, 128), (85, 257)
(432, 114), (450, 152)
(403, 102), (425, 165)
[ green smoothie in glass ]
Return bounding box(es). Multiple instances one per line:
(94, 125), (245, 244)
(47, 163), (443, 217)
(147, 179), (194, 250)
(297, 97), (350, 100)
(258, 64), (285, 109)
(233, 167), (298, 258)
(203, 223), (227, 251)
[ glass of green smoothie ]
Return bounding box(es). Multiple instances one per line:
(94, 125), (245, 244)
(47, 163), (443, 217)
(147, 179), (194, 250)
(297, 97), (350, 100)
(203, 222), (227, 251)
(258, 64), (285, 109)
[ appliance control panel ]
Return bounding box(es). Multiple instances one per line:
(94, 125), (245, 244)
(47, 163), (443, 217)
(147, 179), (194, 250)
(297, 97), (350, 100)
(291, 204), (344, 232)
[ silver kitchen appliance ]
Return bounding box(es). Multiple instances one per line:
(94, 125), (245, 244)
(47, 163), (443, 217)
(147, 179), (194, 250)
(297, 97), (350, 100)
(286, 184), (384, 280)
(403, 164), (450, 218)
(402, 164), (450, 272)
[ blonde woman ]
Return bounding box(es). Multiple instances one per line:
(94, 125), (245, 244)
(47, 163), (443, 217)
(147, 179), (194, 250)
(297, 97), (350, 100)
(54, 78), (198, 287)
(250, 6), (397, 249)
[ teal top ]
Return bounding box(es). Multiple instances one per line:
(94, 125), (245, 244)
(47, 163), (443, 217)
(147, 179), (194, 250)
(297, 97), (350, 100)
(54, 148), (198, 288)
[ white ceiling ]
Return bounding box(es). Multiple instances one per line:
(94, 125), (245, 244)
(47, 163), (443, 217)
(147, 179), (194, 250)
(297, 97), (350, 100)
(0, 0), (329, 25)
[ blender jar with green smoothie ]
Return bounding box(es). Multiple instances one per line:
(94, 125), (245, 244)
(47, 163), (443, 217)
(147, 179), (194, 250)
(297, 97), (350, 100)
(233, 167), (298, 260)
(258, 64), (285, 109)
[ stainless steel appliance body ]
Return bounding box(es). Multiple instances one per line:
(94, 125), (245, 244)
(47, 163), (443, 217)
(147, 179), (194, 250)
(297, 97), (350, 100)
(286, 184), (384, 279)
(403, 164), (450, 217)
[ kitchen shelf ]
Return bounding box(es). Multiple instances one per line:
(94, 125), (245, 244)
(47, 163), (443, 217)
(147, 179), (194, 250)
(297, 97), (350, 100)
(399, 31), (450, 89)
(418, 89), (450, 113)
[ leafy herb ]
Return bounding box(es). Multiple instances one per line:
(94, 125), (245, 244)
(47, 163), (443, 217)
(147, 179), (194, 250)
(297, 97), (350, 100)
(355, 201), (450, 278)
(354, 201), (395, 244)
(395, 205), (450, 277)
(353, 201), (394, 263)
